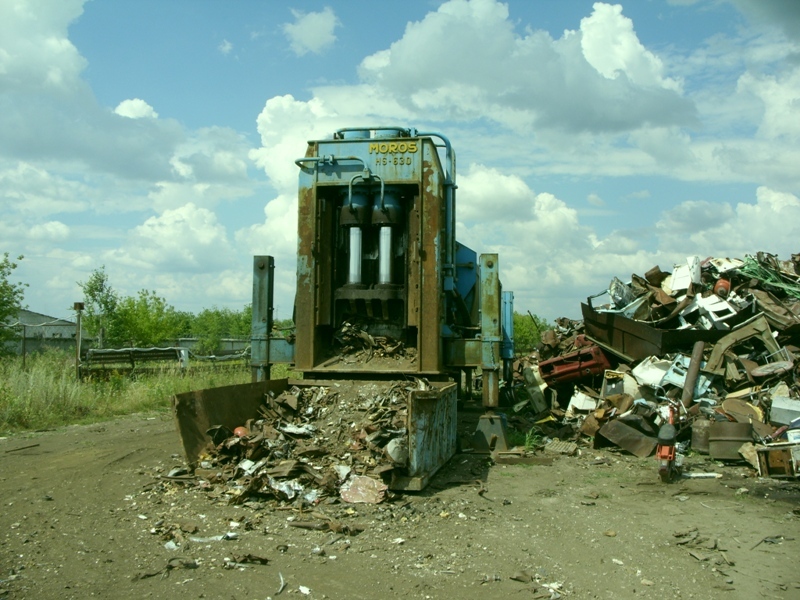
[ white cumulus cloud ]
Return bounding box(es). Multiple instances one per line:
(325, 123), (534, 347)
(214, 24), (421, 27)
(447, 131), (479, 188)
(112, 203), (236, 273)
(114, 98), (158, 119)
(656, 186), (800, 257)
(218, 39), (233, 55)
(581, 3), (682, 91)
(283, 7), (340, 56)
(356, 0), (695, 133)
(28, 221), (70, 241)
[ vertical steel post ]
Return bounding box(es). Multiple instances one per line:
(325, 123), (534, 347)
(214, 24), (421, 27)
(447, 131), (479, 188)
(473, 257), (509, 452)
(251, 256), (275, 382)
(479, 254), (501, 408)
(73, 302), (84, 380)
(501, 290), (515, 384)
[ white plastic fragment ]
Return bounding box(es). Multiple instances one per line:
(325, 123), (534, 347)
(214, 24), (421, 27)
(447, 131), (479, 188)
(188, 532), (238, 543)
(280, 423), (316, 435)
(333, 464), (352, 481)
(384, 437), (408, 465)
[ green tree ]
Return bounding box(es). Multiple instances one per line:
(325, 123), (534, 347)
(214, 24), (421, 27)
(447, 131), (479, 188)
(114, 290), (185, 347)
(171, 310), (195, 339)
(78, 267), (121, 347)
(79, 268), (186, 348)
(0, 253), (27, 355)
(512, 311), (550, 354)
(192, 305), (252, 355)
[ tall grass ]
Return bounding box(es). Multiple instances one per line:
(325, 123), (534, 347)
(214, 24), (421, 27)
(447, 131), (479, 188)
(0, 349), (251, 434)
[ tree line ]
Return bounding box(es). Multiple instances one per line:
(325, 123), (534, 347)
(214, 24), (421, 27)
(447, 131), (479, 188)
(78, 267), (288, 355)
(3, 259), (550, 357)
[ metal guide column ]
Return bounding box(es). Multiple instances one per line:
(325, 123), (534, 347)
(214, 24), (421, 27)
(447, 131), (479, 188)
(251, 255), (274, 382)
(480, 254), (501, 408)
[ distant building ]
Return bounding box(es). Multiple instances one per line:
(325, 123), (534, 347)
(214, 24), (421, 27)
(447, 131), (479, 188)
(4, 309), (89, 355)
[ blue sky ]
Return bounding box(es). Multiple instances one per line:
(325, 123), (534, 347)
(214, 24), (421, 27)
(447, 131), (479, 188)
(2, 0), (799, 323)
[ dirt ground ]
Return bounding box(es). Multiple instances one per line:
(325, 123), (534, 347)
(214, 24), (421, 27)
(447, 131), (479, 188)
(1, 408), (799, 600)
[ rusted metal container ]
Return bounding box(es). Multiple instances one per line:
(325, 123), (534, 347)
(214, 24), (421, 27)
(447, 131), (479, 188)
(171, 379), (456, 492)
(756, 443), (800, 478)
(708, 421), (753, 460)
(172, 379), (290, 467)
(393, 381), (457, 491)
(581, 302), (726, 362)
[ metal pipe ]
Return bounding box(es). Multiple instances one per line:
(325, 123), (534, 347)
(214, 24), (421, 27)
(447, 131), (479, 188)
(74, 305), (82, 380)
(681, 341), (705, 408)
(378, 226), (392, 284)
(335, 127), (413, 139)
(348, 174), (383, 210)
(348, 227), (363, 285)
(295, 155), (367, 171)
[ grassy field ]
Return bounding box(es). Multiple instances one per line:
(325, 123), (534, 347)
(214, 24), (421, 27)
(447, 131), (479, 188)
(0, 349), (270, 434)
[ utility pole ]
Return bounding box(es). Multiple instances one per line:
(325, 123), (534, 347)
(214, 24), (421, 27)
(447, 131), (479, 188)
(74, 302), (84, 380)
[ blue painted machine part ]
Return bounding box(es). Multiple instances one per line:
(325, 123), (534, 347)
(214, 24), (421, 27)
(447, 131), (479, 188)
(374, 128), (404, 138)
(501, 290), (515, 361)
(348, 191), (370, 211)
(455, 242), (478, 304)
(341, 129), (370, 139)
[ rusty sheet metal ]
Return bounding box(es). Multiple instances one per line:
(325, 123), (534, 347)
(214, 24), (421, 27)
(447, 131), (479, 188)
(756, 443), (800, 478)
(581, 302), (725, 362)
(172, 379), (289, 467)
(417, 139), (444, 374)
(315, 189), (334, 329)
(538, 345), (611, 385)
(751, 288), (800, 332)
(406, 191), (421, 328)
(703, 314), (781, 376)
(294, 181), (316, 371)
(392, 381), (457, 491)
(595, 419), (657, 458)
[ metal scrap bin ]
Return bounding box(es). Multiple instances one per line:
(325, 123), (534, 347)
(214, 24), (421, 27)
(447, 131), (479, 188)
(171, 379), (457, 492)
(392, 381), (458, 491)
(581, 302), (726, 362)
(172, 379), (291, 467)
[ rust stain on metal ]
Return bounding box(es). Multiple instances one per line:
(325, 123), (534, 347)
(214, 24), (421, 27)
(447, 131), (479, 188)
(418, 140), (444, 374)
(295, 183), (316, 370)
(406, 192), (421, 328)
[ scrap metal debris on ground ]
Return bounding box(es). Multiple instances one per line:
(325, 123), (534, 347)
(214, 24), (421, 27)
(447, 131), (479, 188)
(509, 252), (800, 477)
(184, 380), (425, 507)
(161, 251), (800, 541)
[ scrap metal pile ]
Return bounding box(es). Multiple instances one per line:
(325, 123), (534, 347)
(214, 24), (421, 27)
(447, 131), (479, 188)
(332, 321), (414, 364)
(513, 252), (800, 477)
(191, 381), (422, 506)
